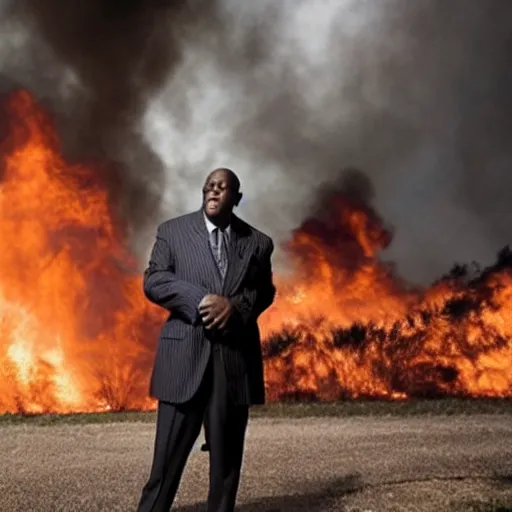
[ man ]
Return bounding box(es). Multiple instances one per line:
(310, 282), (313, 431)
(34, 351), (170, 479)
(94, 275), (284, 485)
(137, 168), (276, 512)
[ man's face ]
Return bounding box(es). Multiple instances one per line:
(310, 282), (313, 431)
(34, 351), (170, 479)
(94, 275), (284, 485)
(202, 169), (239, 218)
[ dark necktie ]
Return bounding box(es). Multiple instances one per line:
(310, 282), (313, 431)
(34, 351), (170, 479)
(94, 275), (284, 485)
(210, 227), (228, 279)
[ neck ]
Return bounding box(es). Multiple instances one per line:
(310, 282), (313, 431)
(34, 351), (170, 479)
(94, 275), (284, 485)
(204, 210), (231, 230)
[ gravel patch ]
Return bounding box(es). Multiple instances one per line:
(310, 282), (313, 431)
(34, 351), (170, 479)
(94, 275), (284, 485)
(0, 415), (510, 511)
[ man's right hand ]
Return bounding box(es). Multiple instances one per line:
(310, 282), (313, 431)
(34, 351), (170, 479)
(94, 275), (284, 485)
(198, 294), (234, 331)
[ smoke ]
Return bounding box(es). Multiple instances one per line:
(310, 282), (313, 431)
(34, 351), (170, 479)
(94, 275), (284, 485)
(1, 0), (511, 283)
(295, 167), (393, 267)
(143, 0), (512, 283)
(0, 0), (218, 248)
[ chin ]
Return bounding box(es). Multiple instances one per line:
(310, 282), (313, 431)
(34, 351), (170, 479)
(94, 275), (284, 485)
(205, 205), (227, 218)
(205, 208), (219, 218)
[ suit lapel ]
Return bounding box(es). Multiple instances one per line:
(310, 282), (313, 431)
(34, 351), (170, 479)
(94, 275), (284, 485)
(190, 210), (223, 291)
(190, 210), (254, 295)
(223, 214), (254, 295)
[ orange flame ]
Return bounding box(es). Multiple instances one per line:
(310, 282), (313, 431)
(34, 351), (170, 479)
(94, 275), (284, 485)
(0, 90), (511, 414)
(0, 90), (163, 413)
(261, 192), (512, 400)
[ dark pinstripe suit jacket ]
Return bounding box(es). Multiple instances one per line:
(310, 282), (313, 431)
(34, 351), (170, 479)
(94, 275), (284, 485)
(143, 209), (276, 405)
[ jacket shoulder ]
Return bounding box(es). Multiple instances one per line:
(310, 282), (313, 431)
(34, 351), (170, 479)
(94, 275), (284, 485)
(157, 211), (198, 234)
(235, 216), (273, 251)
(252, 227), (273, 250)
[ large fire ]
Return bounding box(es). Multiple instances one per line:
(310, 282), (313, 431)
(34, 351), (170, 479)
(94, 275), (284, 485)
(0, 90), (164, 413)
(0, 91), (511, 414)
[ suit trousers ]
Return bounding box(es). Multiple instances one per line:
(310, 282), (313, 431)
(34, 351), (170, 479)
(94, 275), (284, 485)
(137, 345), (249, 512)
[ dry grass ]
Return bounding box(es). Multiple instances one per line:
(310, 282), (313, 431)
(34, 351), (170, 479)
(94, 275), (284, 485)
(1, 397), (512, 426)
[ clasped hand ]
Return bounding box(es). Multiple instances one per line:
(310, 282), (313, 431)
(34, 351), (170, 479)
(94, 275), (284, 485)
(198, 294), (233, 330)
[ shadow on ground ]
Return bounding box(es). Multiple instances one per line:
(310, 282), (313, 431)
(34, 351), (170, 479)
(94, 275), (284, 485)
(495, 474), (512, 488)
(438, 473), (512, 512)
(175, 474), (363, 511)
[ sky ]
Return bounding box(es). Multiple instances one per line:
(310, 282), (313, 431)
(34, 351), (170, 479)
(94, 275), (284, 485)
(0, 0), (511, 284)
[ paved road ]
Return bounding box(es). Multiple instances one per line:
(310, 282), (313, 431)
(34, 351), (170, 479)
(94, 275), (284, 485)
(1, 415), (511, 511)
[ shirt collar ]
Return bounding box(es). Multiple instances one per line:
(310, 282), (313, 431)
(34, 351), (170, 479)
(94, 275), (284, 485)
(203, 212), (231, 236)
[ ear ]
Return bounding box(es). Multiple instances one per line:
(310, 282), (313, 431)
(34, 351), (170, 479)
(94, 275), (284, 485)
(234, 192), (243, 207)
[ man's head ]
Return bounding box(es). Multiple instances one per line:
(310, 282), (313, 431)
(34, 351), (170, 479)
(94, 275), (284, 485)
(202, 168), (242, 222)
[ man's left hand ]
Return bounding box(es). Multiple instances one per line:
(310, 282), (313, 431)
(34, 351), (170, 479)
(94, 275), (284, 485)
(198, 294), (233, 330)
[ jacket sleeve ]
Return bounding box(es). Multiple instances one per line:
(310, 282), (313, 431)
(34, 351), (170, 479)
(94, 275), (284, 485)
(230, 237), (276, 326)
(143, 223), (207, 324)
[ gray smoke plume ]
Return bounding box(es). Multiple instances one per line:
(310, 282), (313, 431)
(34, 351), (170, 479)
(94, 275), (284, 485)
(1, 0), (511, 284)
(0, 0), (218, 246)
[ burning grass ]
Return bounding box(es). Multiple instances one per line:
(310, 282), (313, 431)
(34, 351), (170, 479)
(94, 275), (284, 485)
(1, 90), (512, 415)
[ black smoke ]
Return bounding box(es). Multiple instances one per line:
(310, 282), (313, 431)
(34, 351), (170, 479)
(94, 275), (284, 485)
(0, 0), (218, 252)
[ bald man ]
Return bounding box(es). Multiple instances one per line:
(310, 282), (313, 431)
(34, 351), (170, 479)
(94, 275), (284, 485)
(137, 169), (276, 512)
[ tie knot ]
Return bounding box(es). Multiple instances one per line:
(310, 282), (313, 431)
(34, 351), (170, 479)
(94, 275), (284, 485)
(216, 226), (227, 239)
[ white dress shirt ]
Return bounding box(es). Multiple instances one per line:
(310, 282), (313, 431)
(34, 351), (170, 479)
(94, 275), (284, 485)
(203, 213), (231, 239)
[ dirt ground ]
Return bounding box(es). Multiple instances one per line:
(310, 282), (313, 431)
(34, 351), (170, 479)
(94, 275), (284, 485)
(0, 414), (511, 511)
